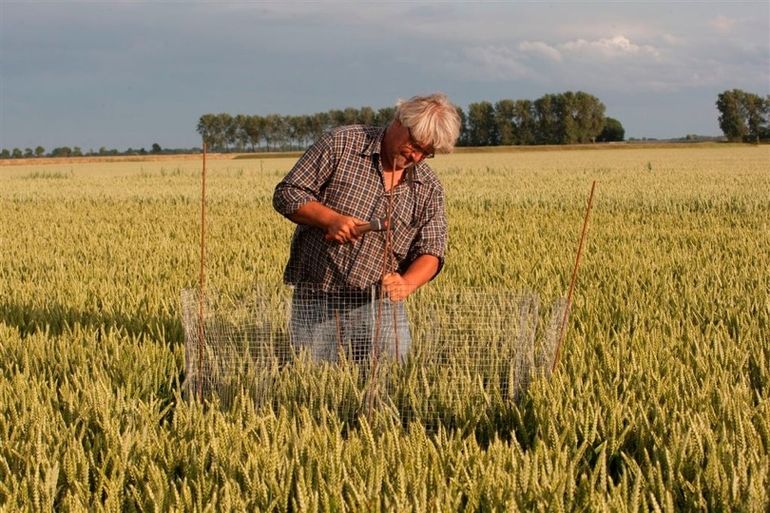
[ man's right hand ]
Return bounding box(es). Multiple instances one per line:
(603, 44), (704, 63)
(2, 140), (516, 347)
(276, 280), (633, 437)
(288, 202), (368, 244)
(324, 214), (369, 244)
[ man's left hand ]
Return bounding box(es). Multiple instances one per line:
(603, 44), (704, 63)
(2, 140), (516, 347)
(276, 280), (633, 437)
(382, 273), (416, 302)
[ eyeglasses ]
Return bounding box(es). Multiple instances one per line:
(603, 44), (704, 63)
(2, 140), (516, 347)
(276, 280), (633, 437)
(406, 127), (434, 159)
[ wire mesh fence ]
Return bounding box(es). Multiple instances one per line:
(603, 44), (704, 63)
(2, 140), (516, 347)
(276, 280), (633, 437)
(181, 285), (567, 428)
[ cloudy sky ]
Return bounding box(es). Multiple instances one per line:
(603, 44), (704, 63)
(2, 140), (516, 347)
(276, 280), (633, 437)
(1, 1), (768, 150)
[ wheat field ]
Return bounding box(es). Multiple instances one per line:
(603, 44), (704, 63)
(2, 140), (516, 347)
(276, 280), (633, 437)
(1, 144), (768, 511)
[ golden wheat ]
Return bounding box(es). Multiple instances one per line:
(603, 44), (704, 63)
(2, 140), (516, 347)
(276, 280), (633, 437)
(0, 145), (768, 511)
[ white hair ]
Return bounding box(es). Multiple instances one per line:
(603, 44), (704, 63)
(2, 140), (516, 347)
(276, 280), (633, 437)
(395, 93), (461, 153)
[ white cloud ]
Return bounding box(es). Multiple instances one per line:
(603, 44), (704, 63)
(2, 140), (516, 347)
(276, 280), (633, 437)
(560, 35), (661, 59)
(446, 34), (667, 88)
(518, 41), (562, 62)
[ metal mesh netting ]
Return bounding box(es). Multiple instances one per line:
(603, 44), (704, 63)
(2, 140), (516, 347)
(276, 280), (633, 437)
(181, 285), (567, 426)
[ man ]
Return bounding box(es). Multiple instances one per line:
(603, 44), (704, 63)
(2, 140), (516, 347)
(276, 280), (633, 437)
(273, 93), (461, 362)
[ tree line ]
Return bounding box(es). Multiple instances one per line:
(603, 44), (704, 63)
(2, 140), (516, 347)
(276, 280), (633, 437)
(195, 91), (625, 152)
(0, 143), (183, 160)
(716, 89), (770, 143)
(5, 89), (766, 159)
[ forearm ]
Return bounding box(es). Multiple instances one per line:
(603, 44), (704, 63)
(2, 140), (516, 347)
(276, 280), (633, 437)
(287, 201), (339, 230)
(400, 254), (440, 289)
(382, 254), (440, 301)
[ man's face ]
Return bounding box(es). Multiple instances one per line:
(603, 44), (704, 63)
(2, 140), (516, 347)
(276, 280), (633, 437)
(387, 120), (434, 171)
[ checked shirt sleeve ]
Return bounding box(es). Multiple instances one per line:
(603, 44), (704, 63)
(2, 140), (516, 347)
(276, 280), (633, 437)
(273, 131), (336, 217)
(403, 183), (448, 278)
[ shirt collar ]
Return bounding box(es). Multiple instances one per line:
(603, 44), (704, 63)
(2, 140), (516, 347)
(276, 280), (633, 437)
(361, 126), (427, 184)
(361, 126), (386, 158)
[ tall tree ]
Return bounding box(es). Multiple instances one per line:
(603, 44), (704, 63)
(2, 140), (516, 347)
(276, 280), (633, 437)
(342, 107), (359, 125)
(512, 100), (535, 145)
(375, 107), (395, 127)
(573, 91), (606, 143)
(328, 109), (346, 128)
(243, 115), (264, 151)
(555, 92), (579, 144)
(764, 95), (770, 140)
(358, 106), (376, 126)
(717, 89), (769, 142)
(232, 114), (250, 151)
(287, 115), (310, 150)
(455, 106), (469, 146)
(467, 101), (497, 146)
(494, 99), (516, 145)
(534, 94), (559, 144)
(218, 113), (236, 151)
(263, 114), (287, 151)
(308, 112), (331, 142)
(743, 93), (768, 143)
(197, 114), (222, 149)
(716, 89), (748, 142)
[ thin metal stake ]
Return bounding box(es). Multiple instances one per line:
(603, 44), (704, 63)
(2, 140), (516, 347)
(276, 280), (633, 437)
(196, 141), (207, 401)
(552, 181), (596, 373)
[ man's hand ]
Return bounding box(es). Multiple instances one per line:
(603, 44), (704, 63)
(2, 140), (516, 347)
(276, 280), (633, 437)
(382, 272), (417, 302)
(288, 202), (368, 244)
(382, 255), (440, 301)
(324, 214), (369, 244)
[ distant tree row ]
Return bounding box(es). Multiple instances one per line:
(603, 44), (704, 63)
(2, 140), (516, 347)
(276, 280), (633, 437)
(0, 146), (47, 158)
(460, 92), (617, 146)
(196, 108), (396, 152)
(0, 143), (184, 159)
(9, 89), (769, 160)
(0, 146), (85, 159)
(196, 91), (624, 152)
(716, 89), (770, 142)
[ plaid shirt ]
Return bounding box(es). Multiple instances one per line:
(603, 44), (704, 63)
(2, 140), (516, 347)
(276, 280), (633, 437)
(273, 125), (447, 291)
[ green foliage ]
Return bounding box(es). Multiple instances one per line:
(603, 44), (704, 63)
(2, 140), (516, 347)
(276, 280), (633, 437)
(598, 117), (625, 142)
(533, 92), (606, 144)
(196, 92), (614, 151)
(50, 146), (73, 157)
(197, 107), (395, 153)
(716, 89), (770, 142)
(467, 101), (498, 147)
(1, 147), (769, 511)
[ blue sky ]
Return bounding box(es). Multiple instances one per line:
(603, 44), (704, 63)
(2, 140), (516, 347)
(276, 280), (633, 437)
(1, 1), (768, 150)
